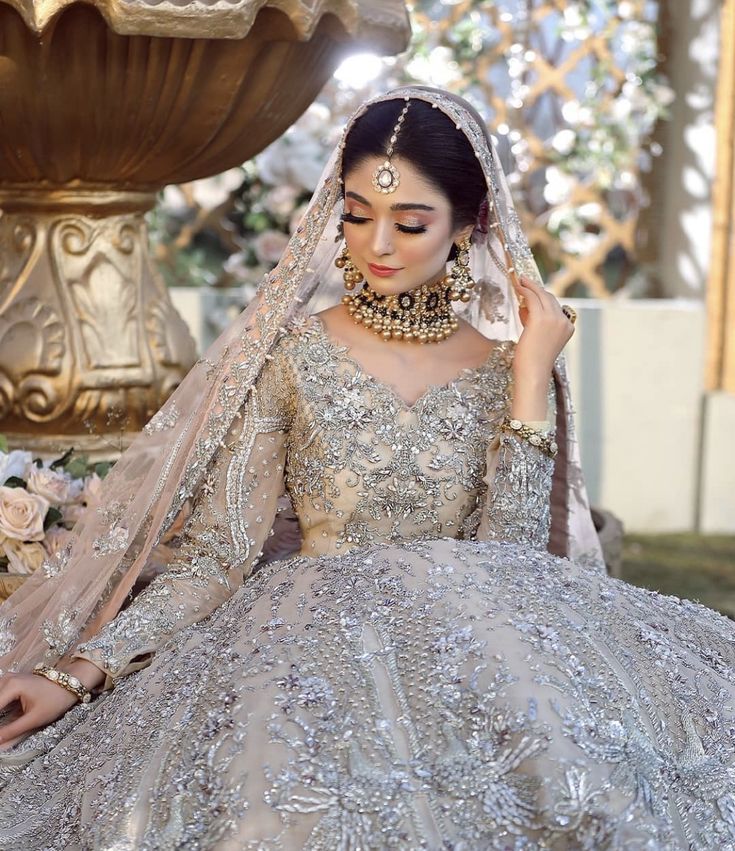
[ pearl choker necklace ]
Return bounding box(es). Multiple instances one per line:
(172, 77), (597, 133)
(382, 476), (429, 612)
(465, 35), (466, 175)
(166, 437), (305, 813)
(342, 279), (459, 343)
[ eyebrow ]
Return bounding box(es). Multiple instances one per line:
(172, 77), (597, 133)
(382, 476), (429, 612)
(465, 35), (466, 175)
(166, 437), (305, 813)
(345, 191), (435, 212)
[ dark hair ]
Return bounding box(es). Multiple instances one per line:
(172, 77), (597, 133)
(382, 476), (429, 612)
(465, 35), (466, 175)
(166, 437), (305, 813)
(341, 99), (487, 256)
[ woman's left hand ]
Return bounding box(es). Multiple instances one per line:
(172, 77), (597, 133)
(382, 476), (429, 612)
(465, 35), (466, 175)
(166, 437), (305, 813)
(507, 274), (574, 422)
(512, 274), (575, 382)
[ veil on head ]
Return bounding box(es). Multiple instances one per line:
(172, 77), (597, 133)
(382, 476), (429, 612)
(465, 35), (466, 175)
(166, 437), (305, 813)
(0, 85), (604, 676)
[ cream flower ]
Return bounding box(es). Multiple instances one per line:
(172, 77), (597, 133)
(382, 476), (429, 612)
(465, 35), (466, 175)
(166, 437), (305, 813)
(61, 502), (86, 526)
(0, 486), (49, 541)
(3, 539), (46, 574)
(27, 466), (82, 506)
(253, 230), (290, 265)
(42, 525), (73, 558)
(0, 450), (33, 485)
(80, 472), (103, 507)
(263, 185), (299, 219)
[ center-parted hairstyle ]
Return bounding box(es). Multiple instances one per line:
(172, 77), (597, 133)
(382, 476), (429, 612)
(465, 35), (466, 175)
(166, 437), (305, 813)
(341, 99), (488, 257)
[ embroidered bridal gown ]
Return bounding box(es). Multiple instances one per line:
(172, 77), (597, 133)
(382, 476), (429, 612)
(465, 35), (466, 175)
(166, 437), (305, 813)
(0, 315), (734, 850)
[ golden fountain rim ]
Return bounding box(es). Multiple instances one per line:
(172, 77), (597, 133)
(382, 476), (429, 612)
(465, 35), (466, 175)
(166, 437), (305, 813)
(0, 0), (411, 47)
(0, 187), (158, 214)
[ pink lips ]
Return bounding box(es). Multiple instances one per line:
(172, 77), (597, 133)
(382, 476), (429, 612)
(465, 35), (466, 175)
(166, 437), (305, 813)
(368, 262), (403, 278)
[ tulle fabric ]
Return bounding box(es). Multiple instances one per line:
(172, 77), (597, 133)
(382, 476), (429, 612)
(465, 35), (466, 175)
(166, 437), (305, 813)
(0, 85), (603, 682)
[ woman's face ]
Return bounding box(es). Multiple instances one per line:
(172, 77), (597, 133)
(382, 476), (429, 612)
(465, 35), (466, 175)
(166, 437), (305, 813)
(342, 155), (472, 296)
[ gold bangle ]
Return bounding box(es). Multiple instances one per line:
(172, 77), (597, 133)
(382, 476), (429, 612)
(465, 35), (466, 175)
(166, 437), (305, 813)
(500, 417), (559, 459)
(32, 664), (93, 704)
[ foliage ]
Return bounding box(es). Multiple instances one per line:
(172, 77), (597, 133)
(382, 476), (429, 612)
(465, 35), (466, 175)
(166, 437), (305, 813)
(148, 0), (672, 301)
(0, 439), (113, 575)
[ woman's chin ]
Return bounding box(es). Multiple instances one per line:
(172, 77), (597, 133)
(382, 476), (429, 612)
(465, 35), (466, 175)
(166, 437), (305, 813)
(363, 276), (416, 296)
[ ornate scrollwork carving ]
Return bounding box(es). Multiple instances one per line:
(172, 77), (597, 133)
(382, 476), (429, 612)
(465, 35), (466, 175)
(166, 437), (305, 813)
(0, 207), (197, 447)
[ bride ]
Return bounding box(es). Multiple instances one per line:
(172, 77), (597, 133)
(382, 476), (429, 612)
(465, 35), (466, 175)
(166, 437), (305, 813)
(0, 86), (733, 849)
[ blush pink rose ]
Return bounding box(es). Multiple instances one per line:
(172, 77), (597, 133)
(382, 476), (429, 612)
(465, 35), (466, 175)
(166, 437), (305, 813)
(3, 539), (46, 574)
(27, 466), (82, 506)
(0, 486), (49, 541)
(80, 473), (103, 507)
(43, 525), (73, 558)
(253, 230), (289, 265)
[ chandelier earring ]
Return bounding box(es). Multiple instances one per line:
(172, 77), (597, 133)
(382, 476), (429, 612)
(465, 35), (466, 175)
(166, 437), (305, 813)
(335, 244), (363, 291)
(445, 235), (476, 303)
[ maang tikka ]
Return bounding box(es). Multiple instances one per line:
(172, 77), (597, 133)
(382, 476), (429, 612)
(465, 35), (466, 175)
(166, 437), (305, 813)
(372, 98), (411, 194)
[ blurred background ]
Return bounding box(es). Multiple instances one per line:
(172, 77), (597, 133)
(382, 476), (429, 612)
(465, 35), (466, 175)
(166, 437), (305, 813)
(0, 0), (733, 609)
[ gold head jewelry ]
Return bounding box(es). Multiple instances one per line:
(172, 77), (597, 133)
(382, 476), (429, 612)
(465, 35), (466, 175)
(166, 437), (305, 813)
(372, 98), (411, 194)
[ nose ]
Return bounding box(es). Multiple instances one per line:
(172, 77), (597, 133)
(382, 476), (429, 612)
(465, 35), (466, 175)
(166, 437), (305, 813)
(370, 218), (394, 257)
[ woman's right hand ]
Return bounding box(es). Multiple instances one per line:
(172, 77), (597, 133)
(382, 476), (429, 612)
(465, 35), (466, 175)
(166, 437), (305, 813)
(0, 671), (79, 750)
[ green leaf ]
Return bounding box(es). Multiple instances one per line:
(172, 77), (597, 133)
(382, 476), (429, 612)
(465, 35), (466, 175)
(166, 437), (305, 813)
(50, 447), (75, 470)
(0, 434), (8, 453)
(94, 461), (112, 478)
(44, 507), (64, 530)
(2, 476), (26, 489)
(64, 457), (90, 479)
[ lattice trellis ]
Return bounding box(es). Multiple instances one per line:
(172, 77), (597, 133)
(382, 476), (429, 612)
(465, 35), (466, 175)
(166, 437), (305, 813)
(151, 1), (670, 303)
(410, 0), (668, 298)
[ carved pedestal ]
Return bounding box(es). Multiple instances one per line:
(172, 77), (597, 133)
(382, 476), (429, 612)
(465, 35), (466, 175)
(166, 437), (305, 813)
(0, 190), (196, 457)
(0, 0), (410, 455)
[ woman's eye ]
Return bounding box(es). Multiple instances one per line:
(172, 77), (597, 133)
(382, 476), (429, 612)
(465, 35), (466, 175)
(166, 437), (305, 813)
(396, 223), (428, 235)
(341, 212), (370, 225)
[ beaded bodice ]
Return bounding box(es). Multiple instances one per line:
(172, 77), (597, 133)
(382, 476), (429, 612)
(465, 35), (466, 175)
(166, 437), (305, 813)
(266, 317), (515, 556)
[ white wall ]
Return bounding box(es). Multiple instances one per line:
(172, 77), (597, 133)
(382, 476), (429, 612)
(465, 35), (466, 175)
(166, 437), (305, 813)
(562, 298), (735, 533)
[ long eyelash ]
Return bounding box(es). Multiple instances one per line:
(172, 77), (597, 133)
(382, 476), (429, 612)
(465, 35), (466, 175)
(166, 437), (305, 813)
(340, 212), (369, 225)
(341, 212), (426, 235)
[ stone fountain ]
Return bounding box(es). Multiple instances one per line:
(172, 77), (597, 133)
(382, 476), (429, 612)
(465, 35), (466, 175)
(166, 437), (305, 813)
(0, 0), (409, 457)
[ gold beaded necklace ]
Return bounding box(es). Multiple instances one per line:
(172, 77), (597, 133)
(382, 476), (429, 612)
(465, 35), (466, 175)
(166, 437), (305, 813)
(342, 278), (459, 343)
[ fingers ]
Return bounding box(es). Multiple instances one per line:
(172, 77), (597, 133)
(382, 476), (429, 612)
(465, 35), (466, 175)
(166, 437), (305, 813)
(514, 275), (546, 312)
(0, 713), (40, 746)
(0, 677), (21, 714)
(517, 276), (574, 327)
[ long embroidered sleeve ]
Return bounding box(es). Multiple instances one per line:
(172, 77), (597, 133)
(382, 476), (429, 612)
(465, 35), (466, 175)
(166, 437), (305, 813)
(71, 343), (294, 691)
(477, 375), (557, 549)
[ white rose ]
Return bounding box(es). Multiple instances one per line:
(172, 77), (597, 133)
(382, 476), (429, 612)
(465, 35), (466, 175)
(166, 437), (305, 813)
(189, 168), (244, 210)
(263, 185), (300, 218)
(61, 502), (88, 526)
(285, 139), (328, 191)
(80, 472), (103, 507)
(255, 146), (289, 187)
(27, 466), (82, 506)
(253, 230), (290, 266)
(0, 450), (33, 485)
(3, 539), (46, 575)
(295, 103), (331, 136)
(42, 525), (73, 558)
(0, 486), (49, 541)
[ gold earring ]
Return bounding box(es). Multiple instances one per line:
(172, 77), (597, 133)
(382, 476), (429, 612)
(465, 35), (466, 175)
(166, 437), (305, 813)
(446, 236), (475, 303)
(335, 244), (363, 291)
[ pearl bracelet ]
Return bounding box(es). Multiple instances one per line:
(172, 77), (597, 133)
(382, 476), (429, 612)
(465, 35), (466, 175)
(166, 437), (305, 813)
(32, 664), (93, 704)
(500, 417), (558, 459)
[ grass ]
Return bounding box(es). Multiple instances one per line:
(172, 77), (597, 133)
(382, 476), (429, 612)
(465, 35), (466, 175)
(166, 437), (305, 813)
(620, 534), (735, 619)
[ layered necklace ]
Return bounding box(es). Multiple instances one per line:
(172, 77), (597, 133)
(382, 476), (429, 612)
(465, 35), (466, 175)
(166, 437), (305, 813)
(338, 96), (475, 344)
(342, 278), (459, 343)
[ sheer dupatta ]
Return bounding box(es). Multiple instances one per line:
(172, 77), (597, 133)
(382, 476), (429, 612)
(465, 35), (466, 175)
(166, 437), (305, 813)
(0, 86), (603, 680)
